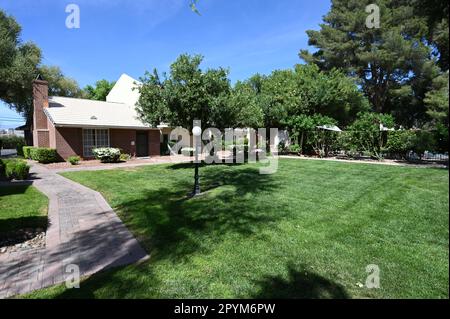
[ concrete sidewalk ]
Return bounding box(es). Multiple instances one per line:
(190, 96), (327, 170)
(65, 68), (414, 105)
(0, 164), (148, 298)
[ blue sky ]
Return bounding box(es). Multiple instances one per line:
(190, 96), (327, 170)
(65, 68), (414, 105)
(0, 0), (330, 129)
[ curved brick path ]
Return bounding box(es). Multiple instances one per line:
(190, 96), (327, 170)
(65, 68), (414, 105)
(0, 164), (148, 298)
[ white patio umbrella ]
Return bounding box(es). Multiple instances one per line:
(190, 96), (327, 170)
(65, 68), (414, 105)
(316, 125), (342, 132)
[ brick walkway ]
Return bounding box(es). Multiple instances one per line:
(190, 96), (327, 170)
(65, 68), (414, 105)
(0, 164), (148, 298)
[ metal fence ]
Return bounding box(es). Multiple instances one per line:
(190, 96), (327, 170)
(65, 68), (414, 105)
(406, 151), (449, 162)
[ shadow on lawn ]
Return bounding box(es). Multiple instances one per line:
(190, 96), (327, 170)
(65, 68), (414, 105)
(115, 164), (283, 263)
(43, 164), (292, 298)
(252, 263), (349, 299)
(43, 163), (346, 299)
(0, 184), (48, 235)
(0, 216), (48, 238)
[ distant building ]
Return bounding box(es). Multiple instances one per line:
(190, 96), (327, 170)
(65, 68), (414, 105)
(0, 128), (24, 137)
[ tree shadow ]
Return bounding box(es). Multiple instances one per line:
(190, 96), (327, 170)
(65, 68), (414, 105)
(114, 164), (281, 263)
(0, 216), (48, 239)
(252, 263), (349, 299)
(28, 164), (289, 299)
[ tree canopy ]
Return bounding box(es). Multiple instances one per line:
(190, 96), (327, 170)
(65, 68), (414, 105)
(1, 9), (83, 128)
(299, 0), (447, 128)
(82, 79), (115, 101)
(137, 54), (368, 135)
(137, 54), (234, 131)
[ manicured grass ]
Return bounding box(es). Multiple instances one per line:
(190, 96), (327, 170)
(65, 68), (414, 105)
(29, 159), (448, 298)
(0, 185), (48, 234)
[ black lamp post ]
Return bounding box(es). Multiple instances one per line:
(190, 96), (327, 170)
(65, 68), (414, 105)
(192, 124), (202, 196)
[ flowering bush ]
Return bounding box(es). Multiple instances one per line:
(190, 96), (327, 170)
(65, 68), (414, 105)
(92, 147), (121, 163)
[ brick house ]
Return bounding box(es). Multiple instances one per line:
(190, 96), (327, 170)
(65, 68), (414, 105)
(32, 74), (172, 159)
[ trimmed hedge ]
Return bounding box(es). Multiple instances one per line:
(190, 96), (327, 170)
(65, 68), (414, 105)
(30, 148), (58, 164)
(23, 146), (35, 159)
(0, 159), (30, 180)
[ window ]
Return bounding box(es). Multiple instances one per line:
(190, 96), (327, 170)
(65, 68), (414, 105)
(83, 129), (109, 157)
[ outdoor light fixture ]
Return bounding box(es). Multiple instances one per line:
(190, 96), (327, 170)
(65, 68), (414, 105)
(192, 123), (202, 196)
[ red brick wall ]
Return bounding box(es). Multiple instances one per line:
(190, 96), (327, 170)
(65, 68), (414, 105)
(110, 129), (137, 156)
(36, 130), (50, 148)
(55, 127), (83, 159)
(53, 128), (161, 159)
(32, 80), (50, 147)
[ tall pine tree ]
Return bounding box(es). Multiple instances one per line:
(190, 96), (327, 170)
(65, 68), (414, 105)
(300, 0), (443, 127)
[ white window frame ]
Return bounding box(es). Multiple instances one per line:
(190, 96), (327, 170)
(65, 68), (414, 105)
(82, 128), (110, 157)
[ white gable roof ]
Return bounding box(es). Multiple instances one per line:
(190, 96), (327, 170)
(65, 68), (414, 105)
(45, 96), (151, 129)
(106, 74), (142, 106)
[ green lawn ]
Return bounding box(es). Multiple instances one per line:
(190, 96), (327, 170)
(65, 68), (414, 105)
(0, 185), (48, 234)
(29, 159), (448, 298)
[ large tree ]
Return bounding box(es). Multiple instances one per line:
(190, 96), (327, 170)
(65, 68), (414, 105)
(299, 0), (440, 126)
(237, 64), (368, 130)
(0, 9), (41, 120)
(411, 0), (449, 71)
(424, 71), (449, 151)
(1, 10), (82, 144)
(137, 54), (234, 131)
(40, 66), (83, 98)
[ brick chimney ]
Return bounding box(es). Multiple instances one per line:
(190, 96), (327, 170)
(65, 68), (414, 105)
(32, 79), (50, 147)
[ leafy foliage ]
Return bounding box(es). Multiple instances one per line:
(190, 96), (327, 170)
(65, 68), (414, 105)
(0, 135), (25, 153)
(40, 66), (83, 98)
(384, 130), (416, 158)
(68, 156), (81, 165)
(1, 10), (83, 144)
(30, 148), (59, 164)
(137, 54), (233, 130)
(299, 0), (442, 127)
(22, 146), (35, 159)
(82, 79), (115, 101)
(424, 71), (449, 151)
(346, 112), (395, 159)
(2, 159), (30, 180)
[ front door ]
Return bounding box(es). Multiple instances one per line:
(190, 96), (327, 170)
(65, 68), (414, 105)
(160, 134), (169, 156)
(136, 131), (149, 157)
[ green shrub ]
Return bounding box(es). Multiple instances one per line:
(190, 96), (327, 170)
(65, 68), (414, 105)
(289, 144), (301, 154)
(23, 146), (35, 159)
(68, 156), (80, 165)
(120, 153), (131, 161)
(30, 148), (58, 163)
(347, 112), (395, 160)
(92, 147), (121, 163)
(385, 130), (415, 158)
(410, 130), (437, 157)
(4, 159), (30, 180)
